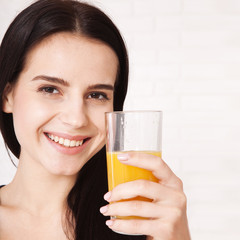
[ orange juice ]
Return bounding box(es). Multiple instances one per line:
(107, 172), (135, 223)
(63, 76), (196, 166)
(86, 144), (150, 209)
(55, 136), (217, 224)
(106, 151), (161, 220)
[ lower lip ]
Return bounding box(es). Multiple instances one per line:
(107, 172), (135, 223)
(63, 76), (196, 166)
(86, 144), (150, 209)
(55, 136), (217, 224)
(44, 134), (90, 155)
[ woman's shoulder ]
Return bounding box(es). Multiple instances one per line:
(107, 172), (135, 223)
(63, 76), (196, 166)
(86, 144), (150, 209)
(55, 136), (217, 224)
(0, 185), (20, 239)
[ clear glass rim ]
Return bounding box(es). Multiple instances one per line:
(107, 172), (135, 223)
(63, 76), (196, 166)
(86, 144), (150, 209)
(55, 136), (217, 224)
(105, 110), (162, 115)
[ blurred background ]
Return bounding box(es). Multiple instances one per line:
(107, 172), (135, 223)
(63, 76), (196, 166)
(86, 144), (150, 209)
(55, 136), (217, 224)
(1, 0), (240, 239)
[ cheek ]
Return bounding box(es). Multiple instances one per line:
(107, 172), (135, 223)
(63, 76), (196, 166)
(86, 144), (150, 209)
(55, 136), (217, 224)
(12, 95), (53, 137)
(89, 105), (113, 134)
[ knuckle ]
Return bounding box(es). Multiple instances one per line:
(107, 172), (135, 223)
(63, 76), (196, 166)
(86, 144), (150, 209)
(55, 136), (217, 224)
(131, 219), (142, 231)
(131, 200), (143, 212)
(177, 192), (187, 208)
(155, 157), (164, 169)
(176, 177), (184, 189)
(168, 206), (186, 228)
(137, 179), (150, 191)
(153, 161), (163, 176)
(171, 207), (183, 220)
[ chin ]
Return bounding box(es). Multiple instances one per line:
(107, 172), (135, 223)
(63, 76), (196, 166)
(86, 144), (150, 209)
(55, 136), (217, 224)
(44, 160), (85, 177)
(44, 139), (105, 176)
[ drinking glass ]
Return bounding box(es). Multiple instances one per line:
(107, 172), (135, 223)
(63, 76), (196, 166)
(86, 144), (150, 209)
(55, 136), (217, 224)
(105, 111), (162, 234)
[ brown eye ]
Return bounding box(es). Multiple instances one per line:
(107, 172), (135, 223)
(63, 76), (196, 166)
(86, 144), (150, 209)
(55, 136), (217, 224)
(88, 92), (109, 100)
(39, 86), (59, 94)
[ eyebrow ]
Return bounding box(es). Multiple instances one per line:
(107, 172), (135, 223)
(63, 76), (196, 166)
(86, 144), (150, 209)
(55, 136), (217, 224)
(32, 75), (69, 87)
(32, 75), (114, 91)
(87, 84), (114, 91)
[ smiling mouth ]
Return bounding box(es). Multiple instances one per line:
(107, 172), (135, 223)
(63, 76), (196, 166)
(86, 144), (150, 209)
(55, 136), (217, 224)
(45, 133), (89, 148)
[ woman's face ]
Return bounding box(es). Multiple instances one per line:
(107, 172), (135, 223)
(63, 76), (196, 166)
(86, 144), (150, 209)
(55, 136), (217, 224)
(3, 33), (118, 176)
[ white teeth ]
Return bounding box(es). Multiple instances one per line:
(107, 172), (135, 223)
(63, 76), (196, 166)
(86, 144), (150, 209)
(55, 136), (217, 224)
(47, 133), (84, 148)
(63, 139), (70, 147)
(59, 138), (64, 145)
(70, 140), (76, 147)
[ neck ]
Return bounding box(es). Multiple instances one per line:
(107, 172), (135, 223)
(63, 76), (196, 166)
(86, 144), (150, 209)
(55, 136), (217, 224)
(3, 155), (77, 217)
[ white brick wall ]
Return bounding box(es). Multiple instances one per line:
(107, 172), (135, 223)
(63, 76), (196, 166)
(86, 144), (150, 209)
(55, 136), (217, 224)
(1, 0), (240, 239)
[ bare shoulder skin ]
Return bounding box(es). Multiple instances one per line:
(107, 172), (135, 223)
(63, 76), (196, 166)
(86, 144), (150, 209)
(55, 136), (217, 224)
(0, 185), (68, 240)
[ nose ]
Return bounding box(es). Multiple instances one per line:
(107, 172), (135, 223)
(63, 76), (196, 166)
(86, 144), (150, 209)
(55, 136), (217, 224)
(59, 99), (89, 129)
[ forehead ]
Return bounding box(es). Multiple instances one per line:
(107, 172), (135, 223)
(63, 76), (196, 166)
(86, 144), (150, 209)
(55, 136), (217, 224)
(21, 32), (119, 84)
(27, 32), (118, 61)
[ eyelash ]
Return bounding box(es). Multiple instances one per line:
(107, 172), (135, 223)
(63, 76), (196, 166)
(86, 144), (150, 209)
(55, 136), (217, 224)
(87, 92), (110, 101)
(38, 86), (60, 94)
(38, 86), (110, 101)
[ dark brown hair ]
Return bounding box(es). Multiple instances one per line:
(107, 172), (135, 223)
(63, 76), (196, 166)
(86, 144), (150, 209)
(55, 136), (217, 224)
(0, 0), (145, 239)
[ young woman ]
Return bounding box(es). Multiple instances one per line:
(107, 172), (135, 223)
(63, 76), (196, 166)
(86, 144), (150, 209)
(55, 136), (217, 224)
(0, 0), (191, 239)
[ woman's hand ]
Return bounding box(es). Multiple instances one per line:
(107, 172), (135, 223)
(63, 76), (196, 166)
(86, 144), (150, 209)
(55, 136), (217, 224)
(100, 152), (191, 240)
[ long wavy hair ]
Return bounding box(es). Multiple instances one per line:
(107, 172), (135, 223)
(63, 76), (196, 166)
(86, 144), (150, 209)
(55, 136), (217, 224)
(0, 0), (145, 239)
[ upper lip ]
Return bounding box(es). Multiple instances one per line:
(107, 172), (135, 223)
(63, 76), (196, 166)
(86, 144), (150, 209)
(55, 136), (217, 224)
(45, 132), (90, 141)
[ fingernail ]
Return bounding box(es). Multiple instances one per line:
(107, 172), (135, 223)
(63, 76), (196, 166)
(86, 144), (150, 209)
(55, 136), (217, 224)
(106, 220), (114, 227)
(100, 205), (108, 214)
(104, 191), (111, 201)
(117, 153), (129, 161)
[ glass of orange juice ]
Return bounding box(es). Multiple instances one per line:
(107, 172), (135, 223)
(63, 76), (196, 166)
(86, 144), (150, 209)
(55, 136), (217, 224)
(105, 111), (162, 234)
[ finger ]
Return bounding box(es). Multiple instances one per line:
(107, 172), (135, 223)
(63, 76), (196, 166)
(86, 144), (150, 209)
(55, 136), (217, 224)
(104, 180), (184, 206)
(117, 152), (183, 190)
(100, 200), (173, 219)
(105, 218), (166, 237)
